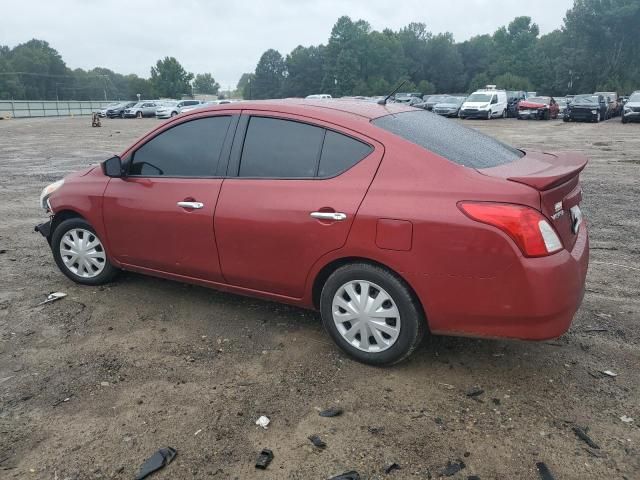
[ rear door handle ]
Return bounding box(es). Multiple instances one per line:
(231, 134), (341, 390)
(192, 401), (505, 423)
(177, 201), (204, 209)
(310, 211), (347, 221)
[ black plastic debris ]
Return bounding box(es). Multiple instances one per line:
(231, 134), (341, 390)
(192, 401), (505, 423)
(468, 476), (481, 480)
(384, 462), (401, 474)
(536, 462), (556, 480)
(441, 460), (466, 477)
(572, 426), (600, 449)
(308, 434), (326, 449)
(329, 471), (360, 480)
(255, 448), (274, 470)
(134, 447), (177, 480)
(466, 387), (484, 397)
(319, 407), (343, 417)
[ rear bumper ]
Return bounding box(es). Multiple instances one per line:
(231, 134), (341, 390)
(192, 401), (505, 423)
(425, 223), (589, 340)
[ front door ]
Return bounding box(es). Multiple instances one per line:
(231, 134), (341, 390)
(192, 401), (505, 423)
(103, 115), (234, 281)
(214, 113), (383, 298)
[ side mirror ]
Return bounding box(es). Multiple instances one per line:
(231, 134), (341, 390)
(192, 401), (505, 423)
(102, 155), (124, 178)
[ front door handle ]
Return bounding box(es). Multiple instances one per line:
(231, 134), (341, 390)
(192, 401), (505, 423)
(177, 201), (204, 209)
(310, 211), (347, 221)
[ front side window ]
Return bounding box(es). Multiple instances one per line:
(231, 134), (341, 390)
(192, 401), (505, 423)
(130, 116), (231, 176)
(239, 117), (324, 178)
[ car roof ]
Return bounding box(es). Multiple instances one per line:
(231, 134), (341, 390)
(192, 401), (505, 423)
(187, 98), (415, 122)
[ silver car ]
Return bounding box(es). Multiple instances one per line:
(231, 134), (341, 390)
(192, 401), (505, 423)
(156, 100), (202, 119)
(124, 101), (158, 118)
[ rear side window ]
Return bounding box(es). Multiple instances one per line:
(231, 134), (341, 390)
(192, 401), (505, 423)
(130, 116), (231, 176)
(239, 117), (324, 178)
(318, 131), (372, 177)
(372, 110), (523, 168)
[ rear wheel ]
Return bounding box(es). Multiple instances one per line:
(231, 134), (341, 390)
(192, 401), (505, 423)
(622, 116), (628, 124)
(320, 263), (426, 366)
(51, 218), (118, 286)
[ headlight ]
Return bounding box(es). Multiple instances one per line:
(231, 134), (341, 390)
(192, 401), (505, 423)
(591, 110), (597, 114)
(39, 179), (64, 211)
(624, 107), (631, 113)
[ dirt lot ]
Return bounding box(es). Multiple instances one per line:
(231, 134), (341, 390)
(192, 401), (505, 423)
(0, 114), (638, 480)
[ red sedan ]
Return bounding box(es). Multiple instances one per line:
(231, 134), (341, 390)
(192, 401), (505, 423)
(518, 96), (560, 120)
(36, 100), (589, 365)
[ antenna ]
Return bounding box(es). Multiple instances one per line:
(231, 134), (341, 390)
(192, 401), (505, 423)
(378, 79), (408, 105)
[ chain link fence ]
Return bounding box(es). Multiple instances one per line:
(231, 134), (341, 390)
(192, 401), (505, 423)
(0, 100), (120, 118)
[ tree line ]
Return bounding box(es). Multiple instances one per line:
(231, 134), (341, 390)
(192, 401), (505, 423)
(0, 41), (220, 101)
(243, 0), (640, 99)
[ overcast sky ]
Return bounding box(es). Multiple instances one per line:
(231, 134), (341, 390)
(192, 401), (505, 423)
(2, 0), (574, 89)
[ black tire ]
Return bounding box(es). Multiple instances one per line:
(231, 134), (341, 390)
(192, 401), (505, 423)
(136, 111), (142, 119)
(51, 218), (118, 286)
(171, 111), (177, 117)
(120, 112), (125, 119)
(563, 116), (570, 122)
(320, 262), (426, 366)
(622, 117), (628, 124)
(486, 110), (492, 120)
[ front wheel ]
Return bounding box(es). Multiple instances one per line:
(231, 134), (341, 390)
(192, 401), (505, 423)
(595, 112), (601, 123)
(136, 111), (142, 119)
(502, 109), (507, 118)
(51, 218), (118, 286)
(320, 263), (426, 366)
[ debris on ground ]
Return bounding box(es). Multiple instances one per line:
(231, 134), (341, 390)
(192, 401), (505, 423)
(255, 415), (270, 429)
(255, 448), (273, 470)
(441, 460), (466, 476)
(535, 461), (556, 480)
(600, 370), (618, 377)
(52, 394), (73, 407)
(307, 434), (326, 449)
(384, 462), (400, 474)
(367, 426), (385, 434)
(467, 476), (481, 480)
(329, 471), (360, 480)
(620, 415), (634, 423)
(572, 426), (600, 449)
(466, 387), (484, 397)
(319, 407), (343, 417)
(36, 292), (67, 306)
(134, 447), (177, 480)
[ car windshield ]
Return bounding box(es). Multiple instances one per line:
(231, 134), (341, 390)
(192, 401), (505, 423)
(526, 97), (549, 104)
(628, 93), (640, 102)
(438, 96), (465, 104)
(466, 93), (492, 102)
(573, 95), (598, 104)
(372, 110), (524, 168)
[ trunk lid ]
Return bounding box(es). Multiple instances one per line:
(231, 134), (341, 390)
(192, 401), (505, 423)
(478, 150), (588, 250)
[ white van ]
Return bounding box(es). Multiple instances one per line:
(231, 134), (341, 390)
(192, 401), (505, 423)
(459, 86), (508, 119)
(305, 94), (332, 99)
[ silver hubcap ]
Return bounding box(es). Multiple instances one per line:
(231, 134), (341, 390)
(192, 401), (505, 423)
(59, 228), (106, 278)
(332, 280), (401, 353)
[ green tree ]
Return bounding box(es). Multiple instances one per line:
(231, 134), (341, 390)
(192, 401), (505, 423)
(493, 72), (532, 91)
(150, 57), (193, 98)
(7, 39), (69, 99)
(424, 33), (466, 92)
(493, 17), (540, 79)
(252, 49), (285, 99)
(193, 73), (220, 95)
(458, 34), (496, 90)
(417, 80), (435, 95)
(469, 72), (492, 92)
(282, 45), (325, 97)
(236, 73), (255, 99)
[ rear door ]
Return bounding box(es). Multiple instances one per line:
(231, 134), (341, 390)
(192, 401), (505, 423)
(103, 114), (236, 281)
(214, 112), (382, 298)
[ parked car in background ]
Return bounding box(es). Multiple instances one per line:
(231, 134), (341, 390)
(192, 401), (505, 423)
(420, 94), (449, 111)
(156, 100), (202, 119)
(179, 100), (234, 114)
(506, 91), (526, 118)
(595, 91), (620, 117)
(97, 103), (122, 118)
(459, 87), (508, 119)
(305, 94), (332, 99)
(517, 96), (560, 120)
(35, 99), (589, 366)
(621, 91), (640, 123)
(106, 102), (137, 119)
(556, 98), (568, 118)
(432, 95), (466, 117)
(563, 94), (608, 122)
(124, 101), (159, 118)
(394, 95), (423, 106)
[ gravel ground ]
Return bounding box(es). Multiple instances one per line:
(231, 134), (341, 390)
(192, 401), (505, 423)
(0, 114), (638, 480)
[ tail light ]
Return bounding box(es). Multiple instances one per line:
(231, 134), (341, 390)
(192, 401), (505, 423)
(458, 202), (563, 257)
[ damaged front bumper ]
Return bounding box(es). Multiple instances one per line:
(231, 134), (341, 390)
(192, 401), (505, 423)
(35, 219), (52, 239)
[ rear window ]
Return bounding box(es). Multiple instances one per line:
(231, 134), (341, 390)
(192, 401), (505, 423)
(371, 110), (524, 168)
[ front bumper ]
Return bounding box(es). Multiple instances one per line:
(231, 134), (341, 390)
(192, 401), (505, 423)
(567, 109), (598, 121)
(35, 220), (52, 239)
(434, 109), (458, 117)
(518, 109), (544, 119)
(459, 109), (490, 119)
(623, 110), (640, 122)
